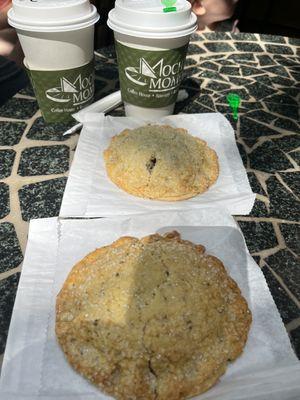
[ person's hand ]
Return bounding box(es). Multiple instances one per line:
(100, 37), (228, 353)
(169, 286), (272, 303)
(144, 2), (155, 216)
(0, 0), (24, 65)
(190, 0), (239, 31)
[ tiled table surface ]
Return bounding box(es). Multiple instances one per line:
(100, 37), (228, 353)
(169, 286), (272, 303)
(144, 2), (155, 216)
(0, 32), (299, 367)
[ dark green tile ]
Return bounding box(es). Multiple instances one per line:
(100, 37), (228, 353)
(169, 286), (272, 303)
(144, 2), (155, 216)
(19, 177), (67, 221)
(265, 44), (294, 55)
(245, 82), (276, 100)
(0, 150), (15, 179)
(262, 267), (299, 324)
(227, 77), (253, 86)
(26, 116), (74, 141)
(266, 249), (300, 299)
(198, 70), (227, 82)
(290, 151), (300, 164)
(279, 224), (300, 256)
(0, 121), (26, 145)
(271, 76), (294, 86)
(228, 53), (256, 63)
(0, 98), (38, 119)
(274, 55), (299, 67)
(197, 94), (215, 110)
(241, 66), (265, 76)
(242, 101), (263, 110)
(0, 183), (9, 218)
(238, 221), (278, 253)
(254, 75), (274, 86)
(267, 176), (300, 221)
(264, 65), (290, 78)
(249, 141), (293, 173)
(256, 54), (275, 66)
(273, 135), (300, 152)
(18, 145), (69, 176)
(274, 119), (300, 133)
(240, 117), (280, 138)
(245, 110), (277, 124)
(203, 32), (231, 40)
(234, 43), (264, 53)
(290, 71), (300, 82)
(0, 223), (23, 274)
(217, 59), (235, 65)
(288, 37), (300, 46)
(279, 172), (300, 198)
(264, 94), (298, 106)
(249, 199), (269, 217)
(199, 61), (219, 71)
(279, 86), (300, 99)
(260, 34), (286, 44)
(219, 66), (240, 76)
(198, 55), (225, 62)
(243, 138), (258, 148)
(185, 58), (197, 66)
(190, 32), (204, 42)
(233, 33), (257, 41)
(205, 80), (231, 91)
(247, 172), (266, 195)
(0, 273), (20, 353)
(204, 42), (235, 53)
(265, 102), (299, 120)
(187, 44), (206, 55)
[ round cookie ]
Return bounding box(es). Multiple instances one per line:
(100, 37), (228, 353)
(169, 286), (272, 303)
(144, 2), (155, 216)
(56, 231), (251, 400)
(103, 125), (219, 201)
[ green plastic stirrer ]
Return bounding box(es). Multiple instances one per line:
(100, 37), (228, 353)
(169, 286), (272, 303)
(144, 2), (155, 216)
(227, 93), (241, 121)
(161, 0), (177, 13)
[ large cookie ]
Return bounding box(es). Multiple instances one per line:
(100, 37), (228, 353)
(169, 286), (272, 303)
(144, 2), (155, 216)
(56, 231), (251, 400)
(103, 125), (219, 201)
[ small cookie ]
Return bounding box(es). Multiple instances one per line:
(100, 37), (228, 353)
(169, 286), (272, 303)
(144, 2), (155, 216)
(103, 125), (219, 201)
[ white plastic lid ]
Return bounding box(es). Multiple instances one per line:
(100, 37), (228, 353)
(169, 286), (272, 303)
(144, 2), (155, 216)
(108, 0), (197, 39)
(8, 0), (100, 32)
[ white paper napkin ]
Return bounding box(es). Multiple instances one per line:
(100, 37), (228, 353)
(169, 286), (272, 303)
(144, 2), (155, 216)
(1, 210), (299, 400)
(60, 113), (255, 217)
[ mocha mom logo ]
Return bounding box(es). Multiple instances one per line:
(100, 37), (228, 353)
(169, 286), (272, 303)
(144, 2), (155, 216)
(45, 73), (94, 106)
(125, 57), (184, 92)
(116, 42), (188, 108)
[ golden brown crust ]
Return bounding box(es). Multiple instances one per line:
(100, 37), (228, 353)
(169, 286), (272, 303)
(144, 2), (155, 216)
(103, 125), (219, 201)
(56, 232), (251, 400)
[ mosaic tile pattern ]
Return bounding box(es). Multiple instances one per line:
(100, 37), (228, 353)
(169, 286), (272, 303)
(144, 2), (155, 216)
(19, 177), (68, 221)
(0, 33), (299, 365)
(0, 150), (15, 179)
(0, 183), (9, 219)
(18, 145), (69, 176)
(0, 223), (23, 274)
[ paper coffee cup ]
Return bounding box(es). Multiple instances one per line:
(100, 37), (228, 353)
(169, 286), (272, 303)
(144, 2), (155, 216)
(108, 0), (197, 119)
(8, 0), (99, 123)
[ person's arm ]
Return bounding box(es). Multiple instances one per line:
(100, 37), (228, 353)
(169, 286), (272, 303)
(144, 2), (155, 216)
(0, 0), (12, 27)
(0, 0), (24, 65)
(190, 0), (239, 31)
